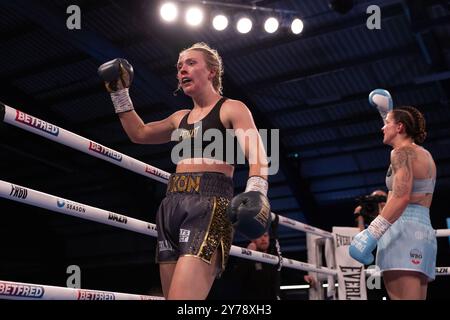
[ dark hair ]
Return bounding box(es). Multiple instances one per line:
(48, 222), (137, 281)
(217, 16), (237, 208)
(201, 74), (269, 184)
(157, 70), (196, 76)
(392, 106), (427, 144)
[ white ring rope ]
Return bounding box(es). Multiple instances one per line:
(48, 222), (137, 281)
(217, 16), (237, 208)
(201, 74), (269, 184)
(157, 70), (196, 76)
(0, 180), (157, 237)
(0, 179), (337, 276)
(1, 103), (449, 289)
(273, 213), (333, 238)
(436, 229), (450, 237)
(365, 266), (450, 277)
(3, 179), (448, 278)
(0, 280), (164, 300)
(5, 104), (446, 237)
(1, 104), (170, 183)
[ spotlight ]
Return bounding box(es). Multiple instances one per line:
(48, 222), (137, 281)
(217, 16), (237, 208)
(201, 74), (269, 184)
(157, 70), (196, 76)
(160, 2), (178, 22)
(236, 17), (252, 33)
(264, 17), (279, 33)
(291, 18), (304, 34)
(212, 14), (228, 31)
(185, 6), (204, 27)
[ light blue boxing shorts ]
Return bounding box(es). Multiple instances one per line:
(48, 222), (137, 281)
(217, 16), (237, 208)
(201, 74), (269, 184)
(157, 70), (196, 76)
(376, 204), (437, 281)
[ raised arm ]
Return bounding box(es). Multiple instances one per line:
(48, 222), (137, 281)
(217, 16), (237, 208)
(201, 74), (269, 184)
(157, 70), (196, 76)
(118, 109), (188, 144)
(98, 58), (188, 144)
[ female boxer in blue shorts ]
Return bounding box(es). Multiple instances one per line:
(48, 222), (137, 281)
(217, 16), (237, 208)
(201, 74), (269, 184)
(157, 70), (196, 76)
(350, 105), (437, 300)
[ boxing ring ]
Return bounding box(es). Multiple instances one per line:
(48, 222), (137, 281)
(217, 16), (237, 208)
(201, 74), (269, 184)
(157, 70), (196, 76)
(1, 103), (449, 300)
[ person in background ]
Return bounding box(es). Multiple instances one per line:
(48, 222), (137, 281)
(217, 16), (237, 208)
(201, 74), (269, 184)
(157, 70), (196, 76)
(354, 190), (387, 231)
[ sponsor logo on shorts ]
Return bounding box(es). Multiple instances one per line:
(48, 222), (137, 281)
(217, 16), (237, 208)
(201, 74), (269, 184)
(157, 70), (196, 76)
(414, 231), (423, 240)
(88, 141), (122, 162)
(77, 290), (115, 300)
(179, 229), (190, 243)
(0, 281), (44, 298)
(15, 110), (59, 136)
(241, 248), (252, 256)
(147, 223), (156, 231)
(56, 199), (86, 213)
(159, 240), (173, 252)
(410, 249), (423, 265)
(10, 185), (28, 199)
(108, 212), (127, 224)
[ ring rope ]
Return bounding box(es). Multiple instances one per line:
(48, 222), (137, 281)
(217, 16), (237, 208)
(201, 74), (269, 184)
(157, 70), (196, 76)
(1, 104), (333, 238)
(365, 266), (450, 277)
(0, 280), (164, 300)
(0, 179), (337, 275)
(1, 104), (449, 279)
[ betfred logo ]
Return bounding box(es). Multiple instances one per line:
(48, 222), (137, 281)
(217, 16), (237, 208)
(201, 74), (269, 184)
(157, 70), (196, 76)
(145, 166), (169, 180)
(410, 249), (423, 265)
(0, 281), (44, 298)
(77, 290), (115, 300)
(10, 185), (28, 199)
(88, 141), (122, 162)
(15, 110), (59, 136)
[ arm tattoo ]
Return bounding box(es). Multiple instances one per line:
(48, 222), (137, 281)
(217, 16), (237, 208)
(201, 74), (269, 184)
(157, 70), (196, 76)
(391, 146), (416, 198)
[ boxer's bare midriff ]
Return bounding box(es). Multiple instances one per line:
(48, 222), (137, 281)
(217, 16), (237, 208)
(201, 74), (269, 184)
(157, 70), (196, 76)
(176, 158), (234, 177)
(387, 192), (433, 208)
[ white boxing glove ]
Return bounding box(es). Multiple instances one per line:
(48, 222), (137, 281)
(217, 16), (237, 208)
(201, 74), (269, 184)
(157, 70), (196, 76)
(368, 89), (393, 123)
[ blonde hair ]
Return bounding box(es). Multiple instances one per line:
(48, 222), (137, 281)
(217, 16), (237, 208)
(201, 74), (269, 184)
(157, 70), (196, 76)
(179, 42), (224, 94)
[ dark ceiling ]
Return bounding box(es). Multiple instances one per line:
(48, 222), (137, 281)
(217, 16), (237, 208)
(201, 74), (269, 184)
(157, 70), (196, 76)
(1, 0), (449, 298)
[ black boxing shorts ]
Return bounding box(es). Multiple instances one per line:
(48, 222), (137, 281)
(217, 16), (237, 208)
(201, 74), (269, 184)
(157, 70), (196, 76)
(155, 172), (234, 275)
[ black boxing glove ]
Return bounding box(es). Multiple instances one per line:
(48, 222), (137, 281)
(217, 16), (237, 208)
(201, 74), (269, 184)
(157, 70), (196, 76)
(227, 176), (271, 239)
(98, 58), (134, 114)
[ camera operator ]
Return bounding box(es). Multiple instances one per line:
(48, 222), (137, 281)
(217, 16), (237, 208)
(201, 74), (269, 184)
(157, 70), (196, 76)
(354, 190), (387, 231)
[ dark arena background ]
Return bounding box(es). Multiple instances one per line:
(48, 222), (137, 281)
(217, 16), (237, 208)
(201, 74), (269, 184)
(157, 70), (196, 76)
(0, 0), (449, 303)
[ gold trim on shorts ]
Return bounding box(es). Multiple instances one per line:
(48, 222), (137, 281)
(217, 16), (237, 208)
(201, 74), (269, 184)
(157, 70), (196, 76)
(183, 196), (232, 275)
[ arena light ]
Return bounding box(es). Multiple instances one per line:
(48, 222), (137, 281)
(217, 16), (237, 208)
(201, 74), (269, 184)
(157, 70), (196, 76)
(264, 17), (279, 34)
(212, 14), (228, 31)
(185, 6), (204, 27)
(158, 1), (304, 36)
(160, 2), (178, 22)
(236, 17), (252, 34)
(291, 18), (304, 34)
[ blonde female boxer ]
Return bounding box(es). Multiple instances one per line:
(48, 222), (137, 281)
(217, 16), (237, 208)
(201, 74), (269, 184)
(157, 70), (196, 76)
(98, 43), (271, 300)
